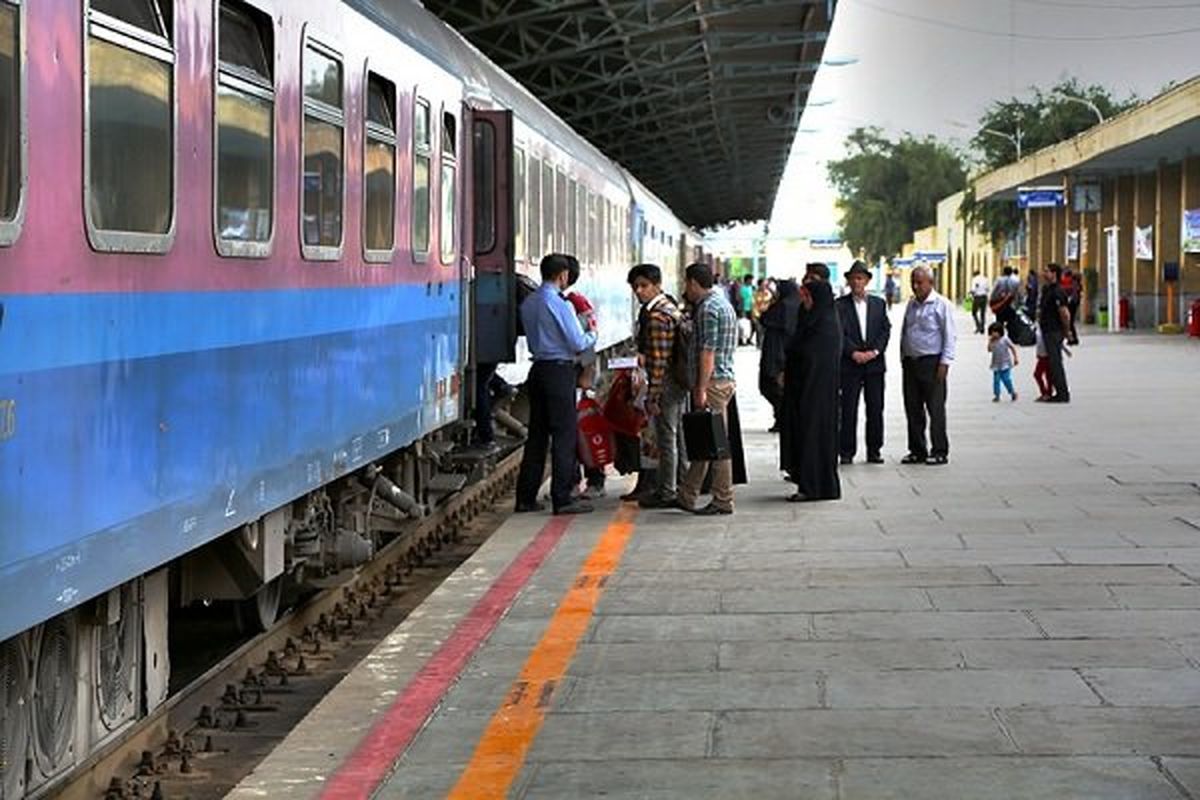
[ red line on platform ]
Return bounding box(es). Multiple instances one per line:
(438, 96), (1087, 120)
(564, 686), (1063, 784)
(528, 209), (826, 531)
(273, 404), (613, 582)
(318, 515), (573, 800)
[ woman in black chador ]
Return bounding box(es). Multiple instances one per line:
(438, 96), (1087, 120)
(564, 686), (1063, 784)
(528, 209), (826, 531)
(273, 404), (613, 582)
(758, 279), (800, 433)
(780, 263), (842, 502)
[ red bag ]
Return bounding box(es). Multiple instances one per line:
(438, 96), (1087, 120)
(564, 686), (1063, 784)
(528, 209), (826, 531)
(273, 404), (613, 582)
(577, 397), (614, 469)
(602, 370), (647, 438)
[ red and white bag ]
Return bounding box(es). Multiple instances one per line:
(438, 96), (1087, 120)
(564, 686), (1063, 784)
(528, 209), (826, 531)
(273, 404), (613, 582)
(577, 397), (614, 469)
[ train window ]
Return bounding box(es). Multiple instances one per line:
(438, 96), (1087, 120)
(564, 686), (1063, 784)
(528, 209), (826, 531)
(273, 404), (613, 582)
(363, 71), (396, 258)
(513, 147), (525, 262)
(0, 0), (22, 243)
(215, 1), (273, 257)
(300, 38), (343, 258)
(566, 179), (576, 256)
(540, 161), (553, 256)
(411, 98), (430, 256)
(576, 185), (587, 265)
(586, 192), (597, 266)
(527, 155), (541, 263)
(555, 168), (566, 252)
(440, 110), (457, 265)
(85, 0), (175, 251)
(473, 121), (495, 254)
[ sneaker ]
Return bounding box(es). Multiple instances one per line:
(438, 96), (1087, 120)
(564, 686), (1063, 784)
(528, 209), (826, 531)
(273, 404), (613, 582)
(900, 453), (926, 465)
(992, 396), (1000, 403)
(926, 455), (949, 466)
(581, 484), (607, 500)
(1011, 392), (1019, 402)
(866, 453), (884, 464)
(692, 502), (733, 516)
(514, 501), (546, 513)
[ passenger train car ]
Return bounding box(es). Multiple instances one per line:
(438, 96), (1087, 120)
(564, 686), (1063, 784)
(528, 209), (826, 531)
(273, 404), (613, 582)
(0, 0), (695, 795)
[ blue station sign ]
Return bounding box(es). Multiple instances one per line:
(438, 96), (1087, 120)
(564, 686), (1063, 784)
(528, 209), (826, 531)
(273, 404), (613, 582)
(1017, 186), (1066, 209)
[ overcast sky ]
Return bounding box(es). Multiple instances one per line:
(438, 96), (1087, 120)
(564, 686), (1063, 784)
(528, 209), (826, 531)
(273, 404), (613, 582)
(768, 0), (1200, 238)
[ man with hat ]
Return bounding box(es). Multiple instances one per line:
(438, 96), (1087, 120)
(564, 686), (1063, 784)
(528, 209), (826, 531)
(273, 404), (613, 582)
(835, 260), (891, 464)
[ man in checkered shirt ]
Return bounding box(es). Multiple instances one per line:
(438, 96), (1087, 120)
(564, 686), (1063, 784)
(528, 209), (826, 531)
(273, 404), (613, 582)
(677, 261), (739, 516)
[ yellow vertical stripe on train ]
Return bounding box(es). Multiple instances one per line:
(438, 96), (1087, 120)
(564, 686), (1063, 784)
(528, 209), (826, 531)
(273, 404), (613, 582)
(446, 505), (638, 799)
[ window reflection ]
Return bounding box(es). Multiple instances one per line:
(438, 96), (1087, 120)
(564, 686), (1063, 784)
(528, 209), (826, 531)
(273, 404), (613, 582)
(0, 3), (18, 222)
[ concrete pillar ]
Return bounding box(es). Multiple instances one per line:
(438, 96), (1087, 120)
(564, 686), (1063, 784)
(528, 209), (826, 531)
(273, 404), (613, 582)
(1158, 161), (1182, 327)
(1184, 155), (1200, 321)
(1099, 177), (1117, 313)
(1117, 175), (1136, 326)
(1134, 172), (1157, 326)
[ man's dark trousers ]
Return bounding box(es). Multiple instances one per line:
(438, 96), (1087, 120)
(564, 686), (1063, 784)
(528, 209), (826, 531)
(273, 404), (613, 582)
(516, 361), (577, 509)
(902, 355), (948, 459)
(971, 294), (988, 333)
(840, 368), (884, 459)
(1044, 329), (1070, 400)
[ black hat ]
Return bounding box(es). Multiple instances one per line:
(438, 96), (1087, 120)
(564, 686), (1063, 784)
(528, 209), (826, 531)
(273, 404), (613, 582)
(844, 260), (872, 280)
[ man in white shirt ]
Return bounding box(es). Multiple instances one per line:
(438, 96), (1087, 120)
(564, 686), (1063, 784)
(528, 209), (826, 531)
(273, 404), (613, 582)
(834, 261), (890, 464)
(970, 271), (990, 334)
(899, 266), (957, 466)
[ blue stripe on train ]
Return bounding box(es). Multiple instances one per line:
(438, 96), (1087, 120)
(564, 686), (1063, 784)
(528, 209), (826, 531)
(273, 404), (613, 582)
(0, 283), (461, 375)
(0, 313), (461, 643)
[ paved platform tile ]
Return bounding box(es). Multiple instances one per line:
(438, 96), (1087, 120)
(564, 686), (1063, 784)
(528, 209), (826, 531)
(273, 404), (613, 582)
(958, 638), (1192, 669)
(718, 639), (964, 671)
(520, 758), (837, 800)
(725, 549), (906, 570)
(812, 610), (1043, 640)
(1031, 609), (1200, 638)
(591, 612), (813, 643)
(900, 547), (1066, 567)
(803, 565), (999, 587)
(1161, 758), (1200, 798)
(926, 585), (1119, 611)
(558, 670), (821, 712)
(714, 709), (1016, 758)
(567, 641), (720, 674)
(526, 711), (711, 761)
(1108, 584), (1200, 609)
(826, 669), (1100, 709)
(990, 564), (1191, 585)
(1058, 547), (1200, 565)
(837, 756), (1180, 800)
(720, 586), (933, 613)
(595, 587), (722, 616)
(1080, 668), (1200, 706)
(1000, 706), (1200, 755)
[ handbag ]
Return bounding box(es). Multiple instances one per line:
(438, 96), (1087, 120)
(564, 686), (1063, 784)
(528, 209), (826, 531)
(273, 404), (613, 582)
(682, 409), (730, 462)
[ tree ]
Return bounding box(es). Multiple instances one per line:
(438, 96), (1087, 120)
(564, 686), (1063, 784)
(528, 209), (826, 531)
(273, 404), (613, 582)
(827, 128), (966, 263)
(962, 78), (1139, 243)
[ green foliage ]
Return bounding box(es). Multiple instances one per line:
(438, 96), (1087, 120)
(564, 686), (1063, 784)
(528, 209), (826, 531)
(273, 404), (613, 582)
(961, 77), (1139, 242)
(827, 128), (967, 263)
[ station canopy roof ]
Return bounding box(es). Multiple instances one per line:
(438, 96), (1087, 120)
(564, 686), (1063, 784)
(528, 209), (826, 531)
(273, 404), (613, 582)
(422, 0), (837, 228)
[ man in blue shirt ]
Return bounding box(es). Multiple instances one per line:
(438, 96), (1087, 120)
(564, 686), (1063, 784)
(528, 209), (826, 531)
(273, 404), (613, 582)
(899, 265), (957, 465)
(515, 254), (598, 515)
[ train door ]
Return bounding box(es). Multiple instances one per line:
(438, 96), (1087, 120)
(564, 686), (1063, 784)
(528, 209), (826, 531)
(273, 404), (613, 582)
(469, 108), (515, 366)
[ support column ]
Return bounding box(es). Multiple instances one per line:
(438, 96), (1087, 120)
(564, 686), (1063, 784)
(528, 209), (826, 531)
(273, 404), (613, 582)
(1158, 161), (1183, 328)
(1117, 175), (1136, 328)
(1184, 155), (1200, 324)
(1134, 172), (1157, 327)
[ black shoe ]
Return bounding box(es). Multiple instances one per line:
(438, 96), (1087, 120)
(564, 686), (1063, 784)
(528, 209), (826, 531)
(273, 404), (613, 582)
(926, 455), (949, 466)
(767, 425), (780, 433)
(867, 453), (884, 464)
(514, 501), (546, 513)
(554, 501), (594, 515)
(1047, 395), (1071, 404)
(692, 502), (733, 516)
(638, 493), (678, 509)
(900, 454), (926, 465)
(839, 454), (854, 465)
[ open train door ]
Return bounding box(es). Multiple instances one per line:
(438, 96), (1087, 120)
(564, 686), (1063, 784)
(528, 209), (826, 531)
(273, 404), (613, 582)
(470, 109), (516, 366)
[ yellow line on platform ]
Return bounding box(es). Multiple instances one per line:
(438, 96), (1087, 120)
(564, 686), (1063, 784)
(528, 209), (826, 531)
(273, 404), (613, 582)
(446, 505), (639, 799)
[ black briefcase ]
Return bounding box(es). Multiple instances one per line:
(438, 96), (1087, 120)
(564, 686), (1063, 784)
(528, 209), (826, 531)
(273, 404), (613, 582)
(683, 409), (730, 461)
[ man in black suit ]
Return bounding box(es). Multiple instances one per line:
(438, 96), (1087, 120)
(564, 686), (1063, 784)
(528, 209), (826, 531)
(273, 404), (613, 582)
(835, 261), (891, 464)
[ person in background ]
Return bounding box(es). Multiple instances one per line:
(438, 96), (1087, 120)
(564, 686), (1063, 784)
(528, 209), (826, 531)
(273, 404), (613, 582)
(676, 262), (739, 516)
(1062, 268), (1081, 345)
(739, 275), (756, 345)
(1025, 268), (1040, 318)
(626, 263), (686, 509)
(751, 278), (774, 350)
(989, 266), (1020, 336)
(780, 263), (842, 502)
(1038, 262), (1073, 404)
(900, 265), (956, 466)
(987, 321), (1019, 402)
(758, 279), (799, 433)
(970, 270), (990, 334)
(835, 261), (890, 465)
(885, 271), (899, 309)
(514, 254), (597, 515)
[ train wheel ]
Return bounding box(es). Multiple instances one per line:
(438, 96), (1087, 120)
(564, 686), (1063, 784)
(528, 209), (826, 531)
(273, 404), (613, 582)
(1, 634), (30, 800)
(234, 577), (284, 634)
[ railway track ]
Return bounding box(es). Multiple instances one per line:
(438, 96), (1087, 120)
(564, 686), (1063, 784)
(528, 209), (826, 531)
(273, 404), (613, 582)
(52, 449), (524, 800)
